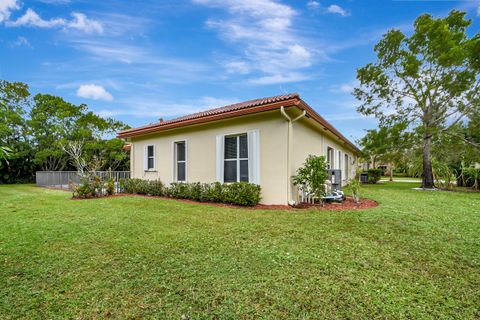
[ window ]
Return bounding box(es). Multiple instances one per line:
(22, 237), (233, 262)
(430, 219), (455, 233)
(326, 147), (334, 169)
(344, 153), (349, 178)
(174, 141), (186, 181)
(224, 133), (248, 183)
(145, 145), (155, 170)
(338, 151), (342, 170)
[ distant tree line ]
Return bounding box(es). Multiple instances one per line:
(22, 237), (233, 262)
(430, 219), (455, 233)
(0, 80), (130, 183)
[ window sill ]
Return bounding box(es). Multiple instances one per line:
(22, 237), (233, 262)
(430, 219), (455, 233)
(144, 170), (157, 172)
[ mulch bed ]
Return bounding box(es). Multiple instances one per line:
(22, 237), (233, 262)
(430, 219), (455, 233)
(40, 186), (378, 211)
(62, 190), (378, 211)
(292, 197), (378, 211)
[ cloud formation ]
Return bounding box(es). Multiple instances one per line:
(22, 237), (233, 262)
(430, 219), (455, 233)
(0, 0), (19, 23)
(327, 4), (349, 17)
(77, 84), (113, 101)
(10, 35), (31, 48)
(194, 0), (313, 85)
(4, 5), (103, 34)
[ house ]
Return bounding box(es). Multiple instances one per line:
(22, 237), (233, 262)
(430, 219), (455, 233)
(117, 93), (360, 205)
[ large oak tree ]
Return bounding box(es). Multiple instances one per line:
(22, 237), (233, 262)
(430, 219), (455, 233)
(355, 10), (480, 188)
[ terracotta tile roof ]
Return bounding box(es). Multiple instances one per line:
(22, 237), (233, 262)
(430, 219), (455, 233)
(119, 93), (299, 134)
(118, 93), (360, 153)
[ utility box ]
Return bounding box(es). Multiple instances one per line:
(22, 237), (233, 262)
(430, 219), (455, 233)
(360, 172), (368, 184)
(327, 169), (342, 190)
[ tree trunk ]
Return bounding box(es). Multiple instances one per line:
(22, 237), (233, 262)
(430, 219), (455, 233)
(422, 134), (435, 188)
(389, 162), (393, 182)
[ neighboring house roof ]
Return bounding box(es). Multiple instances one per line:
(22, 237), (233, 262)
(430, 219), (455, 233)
(118, 93), (360, 153)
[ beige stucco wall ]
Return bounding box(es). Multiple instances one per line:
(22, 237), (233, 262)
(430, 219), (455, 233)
(290, 116), (358, 201)
(128, 107), (358, 205)
(129, 110), (289, 204)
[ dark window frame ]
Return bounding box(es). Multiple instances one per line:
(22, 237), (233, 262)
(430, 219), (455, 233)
(174, 141), (187, 182)
(224, 133), (248, 183)
(146, 145), (155, 170)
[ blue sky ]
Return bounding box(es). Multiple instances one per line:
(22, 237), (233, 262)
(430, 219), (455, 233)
(1, 0), (479, 141)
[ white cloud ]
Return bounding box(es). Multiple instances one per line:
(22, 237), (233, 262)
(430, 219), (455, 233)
(7, 8), (65, 28)
(67, 12), (103, 34)
(327, 4), (349, 17)
(249, 72), (310, 85)
(223, 60), (251, 74)
(306, 1), (320, 10)
(96, 96), (239, 119)
(0, 0), (19, 23)
(6, 8), (103, 33)
(10, 35), (31, 48)
(77, 84), (113, 101)
(330, 80), (360, 94)
(194, 0), (314, 84)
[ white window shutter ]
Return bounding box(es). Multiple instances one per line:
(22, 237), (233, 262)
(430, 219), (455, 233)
(216, 135), (224, 183)
(144, 145), (148, 171)
(247, 130), (260, 185)
(152, 144), (156, 170)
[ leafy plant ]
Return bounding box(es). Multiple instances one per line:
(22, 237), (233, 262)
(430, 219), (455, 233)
(350, 178), (361, 204)
(366, 169), (382, 184)
(292, 155), (329, 202)
(105, 177), (115, 196)
(222, 182), (261, 206)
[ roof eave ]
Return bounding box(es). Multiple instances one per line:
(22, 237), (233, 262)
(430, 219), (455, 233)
(117, 98), (298, 139)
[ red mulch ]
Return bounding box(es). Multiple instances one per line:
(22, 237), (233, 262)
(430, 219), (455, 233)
(65, 190), (378, 211)
(292, 197), (378, 211)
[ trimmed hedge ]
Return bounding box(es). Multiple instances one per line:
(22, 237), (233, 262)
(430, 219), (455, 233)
(119, 179), (261, 206)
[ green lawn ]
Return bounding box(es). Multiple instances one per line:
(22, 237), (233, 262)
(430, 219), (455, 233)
(1, 184), (479, 319)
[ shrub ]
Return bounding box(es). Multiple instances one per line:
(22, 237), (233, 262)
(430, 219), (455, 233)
(148, 180), (164, 196)
(349, 178), (361, 204)
(121, 178), (143, 194)
(222, 182), (261, 206)
(188, 182), (203, 201)
(166, 182), (190, 199)
(203, 182), (223, 202)
(136, 179), (152, 195)
(120, 179), (262, 206)
(462, 168), (480, 190)
(366, 169), (382, 184)
(292, 155), (329, 202)
(105, 178), (115, 196)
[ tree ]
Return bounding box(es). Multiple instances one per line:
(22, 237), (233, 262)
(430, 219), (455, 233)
(0, 81), (34, 183)
(359, 123), (414, 181)
(355, 10), (480, 188)
(29, 94), (129, 171)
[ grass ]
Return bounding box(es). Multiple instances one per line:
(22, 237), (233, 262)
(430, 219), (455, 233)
(0, 183), (479, 319)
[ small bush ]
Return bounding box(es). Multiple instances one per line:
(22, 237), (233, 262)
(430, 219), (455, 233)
(121, 178), (143, 194)
(166, 182), (190, 199)
(222, 182), (261, 206)
(203, 182), (223, 202)
(349, 178), (361, 204)
(148, 180), (164, 196)
(136, 179), (151, 195)
(462, 168), (480, 190)
(188, 182), (203, 201)
(105, 178), (115, 196)
(366, 169), (382, 184)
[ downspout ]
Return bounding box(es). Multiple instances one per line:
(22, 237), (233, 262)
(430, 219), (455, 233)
(280, 106), (306, 205)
